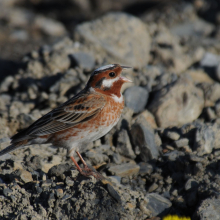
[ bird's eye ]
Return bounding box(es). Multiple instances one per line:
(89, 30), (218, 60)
(109, 72), (116, 77)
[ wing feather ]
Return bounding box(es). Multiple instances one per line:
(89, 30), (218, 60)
(11, 92), (106, 142)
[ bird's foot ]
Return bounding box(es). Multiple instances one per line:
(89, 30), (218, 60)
(70, 151), (104, 180)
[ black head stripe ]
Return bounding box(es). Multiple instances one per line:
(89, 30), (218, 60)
(95, 77), (106, 89)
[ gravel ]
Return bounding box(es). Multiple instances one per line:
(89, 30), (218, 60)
(1, 1), (220, 219)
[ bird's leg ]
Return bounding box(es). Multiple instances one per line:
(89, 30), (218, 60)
(70, 155), (83, 173)
(74, 151), (104, 180)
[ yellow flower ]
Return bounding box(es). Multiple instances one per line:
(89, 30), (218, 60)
(163, 215), (191, 220)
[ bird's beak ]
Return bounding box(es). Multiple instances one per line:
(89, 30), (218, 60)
(120, 65), (132, 83)
(120, 76), (132, 83)
(121, 66), (132, 69)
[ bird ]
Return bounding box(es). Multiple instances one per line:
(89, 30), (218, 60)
(0, 64), (132, 179)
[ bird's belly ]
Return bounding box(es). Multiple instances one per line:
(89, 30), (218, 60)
(51, 97), (123, 149)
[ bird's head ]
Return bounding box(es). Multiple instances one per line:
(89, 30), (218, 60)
(86, 64), (132, 98)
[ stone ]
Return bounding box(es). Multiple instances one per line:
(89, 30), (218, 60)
(74, 12), (151, 68)
(163, 150), (185, 161)
(70, 52), (95, 71)
(199, 82), (220, 107)
(196, 198), (220, 220)
(171, 18), (214, 38)
(193, 124), (216, 155)
(145, 193), (172, 216)
(138, 162), (153, 175)
(35, 16), (66, 36)
(153, 26), (204, 74)
(85, 150), (108, 165)
(148, 74), (204, 127)
(185, 179), (199, 191)
(124, 86), (149, 114)
(17, 170), (33, 183)
(48, 163), (71, 178)
(131, 115), (159, 162)
(108, 163), (140, 177)
(163, 129), (180, 141)
(200, 52), (220, 67)
(135, 110), (158, 129)
(174, 138), (189, 148)
(116, 129), (136, 159)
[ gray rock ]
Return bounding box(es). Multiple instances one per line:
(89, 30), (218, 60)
(108, 163), (140, 177)
(163, 150), (185, 161)
(74, 12), (151, 68)
(163, 129), (180, 141)
(131, 115), (159, 162)
(200, 52), (220, 67)
(185, 179), (199, 191)
(193, 124), (215, 155)
(112, 153), (122, 164)
(35, 16), (66, 36)
(116, 129), (136, 159)
(174, 138), (189, 148)
(138, 162), (153, 175)
(70, 52), (95, 71)
(200, 82), (220, 107)
(85, 150), (108, 165)
(124, 86), (149, 114)
(171, 19), (214, 38)
(196, 198), (220, 220)
(145, 193), (172, 216)
(148, 74), (204, 127)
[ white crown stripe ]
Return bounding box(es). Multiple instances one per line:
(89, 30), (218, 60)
(95, 64), (115, 72)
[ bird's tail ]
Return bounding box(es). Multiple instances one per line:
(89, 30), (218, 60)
(0, 144), (20, 156)
(0, 140), (28, 157)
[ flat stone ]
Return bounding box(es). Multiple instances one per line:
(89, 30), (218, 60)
(145, 193), (172, 216)
(108, 163), (140, 177)
(124, 86), (149, 114)
(117, 129), (136, 159)
(17, 170), (33, 183)
(131, 115), (159, 162)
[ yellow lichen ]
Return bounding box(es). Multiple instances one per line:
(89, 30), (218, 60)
(163, 215), (191, 220)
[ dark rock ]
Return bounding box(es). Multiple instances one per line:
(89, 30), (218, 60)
(131, 115), (159, 162)
(124, 86), (149, 114)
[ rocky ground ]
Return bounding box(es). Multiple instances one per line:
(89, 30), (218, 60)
(1, 0), (220, 219)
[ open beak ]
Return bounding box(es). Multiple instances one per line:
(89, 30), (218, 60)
(120, 76), (132, 83)
(121, 65), (132, 69)
(120, 65), (132, 83)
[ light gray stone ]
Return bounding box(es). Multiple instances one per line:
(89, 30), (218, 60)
(74, 12), (151, 68)
(124, 86), (149, 114)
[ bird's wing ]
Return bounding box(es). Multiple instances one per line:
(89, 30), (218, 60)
(11, 92), (106, 143)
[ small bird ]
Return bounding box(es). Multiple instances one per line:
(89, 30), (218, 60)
(0, 64), (132, 179)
